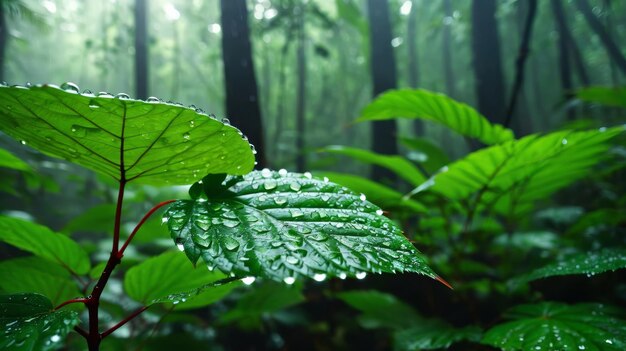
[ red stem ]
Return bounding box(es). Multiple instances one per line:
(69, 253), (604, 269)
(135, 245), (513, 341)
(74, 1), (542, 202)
(119, 199), (176, 256)
(55, 298), (89, 311)
(101, 306), (149, 339)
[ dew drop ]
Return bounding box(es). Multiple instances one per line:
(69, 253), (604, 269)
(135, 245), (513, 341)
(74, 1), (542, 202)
(356, 272), (367, 279)
(303, 172), (312, 179)
(161, 217), (169, 224)
(338, 273), (347, 280)
(50, 335), (61, 343)
(286, 256), (300, 265)
(221, 118), (231, 125)
(189, 120), (195, 128)
(115, 93), (130, 99)
(20, 140), (26, 145)
(60, 82), (80, 93)
(274, 196), (287, 205)
(176, 243), (184, 251)
(207, 264), (215, 271)
(360, 194), (367, 201)
(261, 168), (272, 178)
(375, 209), (384, 216)
(323, 176), (329, 183)
(241, 276), (256, 285)
(313, 273), (326, 282)
(183, 132), (191, 141)
(146, 96), (160, 103)
(283, 277), (296, 285)
(223, 237), (240, 251)
(278, 168), (288, 176)
(562, 138), (568, 145)
(264, 180), (277, 190)
(290, 182), (301, 191)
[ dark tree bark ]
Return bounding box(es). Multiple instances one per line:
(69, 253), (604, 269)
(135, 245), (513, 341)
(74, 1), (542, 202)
(406, 0), (423, 136)
(295, 5), (306, 172)
(220, 0), (266, 168)
(442, 0), (455, 99)
(134, 0), (148, 100)
(367, 0), (398, 182)
(551, 0), (575, 120)
(0, 5), (7, 82)
(470, 0), (506, 125)
(503, 0), (537, 129)
(575, 0), (626, 75)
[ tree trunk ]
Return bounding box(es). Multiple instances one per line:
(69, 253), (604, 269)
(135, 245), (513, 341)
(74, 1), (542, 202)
(575, 0), (626, 75)
(470, 0), (506, 126)
(551, 0), (575, 120)
(295, 5), (306, 172)
(406, 0), (423, 136)
(134, 0), (148, 100)
(442, 0), (455, 99)
(0, 4), (8, 82)
(367, 0), (398, 182)
(220, 0), (266, 168)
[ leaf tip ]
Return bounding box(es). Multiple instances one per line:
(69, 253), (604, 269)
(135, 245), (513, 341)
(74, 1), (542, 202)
(435, 275), (454, 290)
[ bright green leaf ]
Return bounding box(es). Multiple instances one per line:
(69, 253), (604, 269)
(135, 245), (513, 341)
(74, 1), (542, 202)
(0, 293), (80, 351)
(0, 84), (254, 185)
(482, 302), (626, 351)
(0, 257), (82, 307)
(165, 170), (437, 284)
(359, 89), (514, 145)
(0, 216), (90, 275)
(124, 251), (238, 307)
(320, 145), (426, 186)
(0, 148), (31, 172)
(520, 249), (626, 283)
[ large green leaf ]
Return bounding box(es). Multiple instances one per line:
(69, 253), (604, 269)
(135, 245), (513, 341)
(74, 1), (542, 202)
(359, 89), (514, 145)
(0, 257), (81, 307)
(520, 248), (626, 283)
(0, 216), (90, 275)
(0, 148), (31, 172)
(320, 145), (426, 186)
(0, 84), (255, 185)
(314, 171), (427, 213)
(165, 170), (437, 284)
(412, 127), (624, 217)
(0, 293), (80, 351)
(576, 86), (626, 108)
(482, 302), (626, 351)
(124, 251), (239, 307)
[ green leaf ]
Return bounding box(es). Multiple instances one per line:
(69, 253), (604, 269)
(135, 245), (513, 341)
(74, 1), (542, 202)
(0, 84), (254, 185)
(337, 290), (421, 329)
(0, 257), (82, 307)
(320, 145), (426, 186)
(313, 171), (427, 213)
(576, 86), (626, 108)
(492, 231), (559, 251)
(359, 89), (514, 145)
(0, 216), (90, 275)
(124, 251), (238, 307)
(413, 127), (625, 218)
(165, 170), (437, 284)
(394, 324), (481, 351)
(0, 293), (80, 351)
(482, 302), (626, 351)
(520, 249), (626, 283)
(219, 282), (305, 325)
(399, 137), (450, 175)
(61, 203), (117, 235)
(0, 148), (31, 172)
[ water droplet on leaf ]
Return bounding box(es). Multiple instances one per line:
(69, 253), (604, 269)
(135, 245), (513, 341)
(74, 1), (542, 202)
(283, 277), (296, 285)
(241, 276), (256, 285)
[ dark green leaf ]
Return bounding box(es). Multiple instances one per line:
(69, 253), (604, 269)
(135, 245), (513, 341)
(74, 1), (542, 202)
(359, 89), (514, 145)
(0, 148), (31, 172)
(576, 86), (626, 108)
(399, 137), (450, 174)
(394, 324), (481, 351)
(520, 249), (626, 283)
(482, 302), (626, 351)
(124, 251), (238, 307)
(0, 84), (254, 185)
(0, 293), (80, 351)
(165, 170), (437, 284)
(0, 216), (90, 275)
(337, 290), (421, 329)
(320, 145), (426, 186)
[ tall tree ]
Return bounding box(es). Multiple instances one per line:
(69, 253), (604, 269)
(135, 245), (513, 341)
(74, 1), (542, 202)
(220, 0), (266, 168)
(405, 0), (423, 136)
(551, 0), (574, 120)
(295, 3), (307, 172)
(575, 0), (626, 75)
(134, 0), (148, 100)
(367, 0), (398, 182)
(470, 0), (506, 125)
(442, 0), (455, 99)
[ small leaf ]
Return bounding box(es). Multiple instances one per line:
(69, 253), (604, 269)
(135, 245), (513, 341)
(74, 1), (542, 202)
(165, 170), (438, 283)
(124, 251), (238, 307)
(520, 248), (626, 283)
(482, 302), (626, 351)
(0, 216), (90, 275)
(320, 145), (426, 186)
(0, 293), (80, 351)
(359, 89), (514, 145)
(0, 148), (31, 172)
(0, 84), (254, 185)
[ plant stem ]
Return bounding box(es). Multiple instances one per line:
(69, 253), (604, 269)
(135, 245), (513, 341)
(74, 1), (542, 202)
(111, 180), (126, 256)
(54, 298), (89, 311)
(101, 306), (149, 338)
(119, 199), (176, 255)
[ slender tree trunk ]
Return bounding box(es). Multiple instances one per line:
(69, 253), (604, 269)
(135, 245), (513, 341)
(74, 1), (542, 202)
(272, 40), (290, 163)
(0, 5), (7, 83)
(470, 0), (506, 126)
(551, 0), (575, 120)
(442, 0), (455, 99)
(295, 5), (307, 172)
(134, 0), (148, 100)
(220, 0), (266, 168)
(602, 0), (620, 85)
(406, 0), (422, 136)
(367, 0), (398, 182)
(575, 0), (626, 75)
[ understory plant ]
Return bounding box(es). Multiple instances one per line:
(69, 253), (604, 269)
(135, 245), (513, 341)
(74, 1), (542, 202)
(0, 83), (443, 351)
